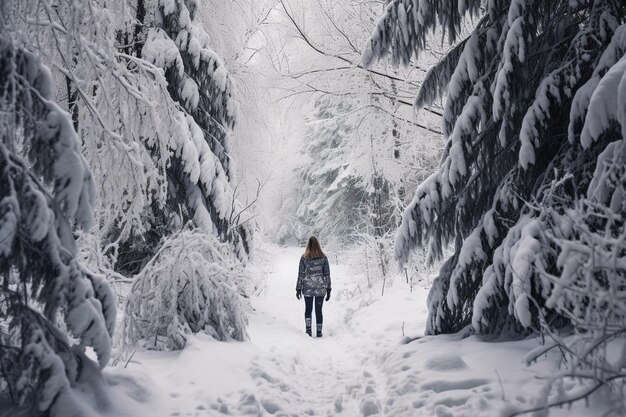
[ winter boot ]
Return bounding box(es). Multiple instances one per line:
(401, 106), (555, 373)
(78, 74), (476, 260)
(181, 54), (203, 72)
(306, 318), (312, 337)
(316, 323), (323, 338)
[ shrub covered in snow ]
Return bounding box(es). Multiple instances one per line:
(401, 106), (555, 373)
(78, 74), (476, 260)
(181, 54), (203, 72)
(0, 38), (115, 416)
(121, 228), (249, 350)
(514, 139), (626, 414)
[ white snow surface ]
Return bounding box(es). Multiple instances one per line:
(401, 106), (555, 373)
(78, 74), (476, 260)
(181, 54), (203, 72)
(103, 245), (606, 417)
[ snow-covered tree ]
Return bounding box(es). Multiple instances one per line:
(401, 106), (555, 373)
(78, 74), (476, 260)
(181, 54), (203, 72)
(6, 0), (186, 277)
(363, 0), (626, 335)
(101, 0), (259, 348)
(0, 36), (115, 415)
(83, 0), (255, 274)
(508, 134), (626, 414)
(144, 0), (252, 260)
(295, 94), (413, 245)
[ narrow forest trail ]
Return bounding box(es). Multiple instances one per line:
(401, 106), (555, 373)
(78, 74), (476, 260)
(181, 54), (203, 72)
(238, 247), (399, 417)
(115, 246), (561, 417)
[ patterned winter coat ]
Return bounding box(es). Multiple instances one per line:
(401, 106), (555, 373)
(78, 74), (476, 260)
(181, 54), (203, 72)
(296, 256), (331, 297)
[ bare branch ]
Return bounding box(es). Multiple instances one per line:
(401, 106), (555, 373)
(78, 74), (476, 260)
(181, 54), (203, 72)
(278, 0), (424, 83)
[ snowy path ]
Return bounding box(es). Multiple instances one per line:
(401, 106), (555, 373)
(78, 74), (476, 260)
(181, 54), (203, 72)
(236, 247), (396, 416)
(111, 246), (575, 417)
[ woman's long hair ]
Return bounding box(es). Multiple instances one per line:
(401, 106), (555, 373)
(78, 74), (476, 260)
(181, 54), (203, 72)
(303, 236), (325, 258)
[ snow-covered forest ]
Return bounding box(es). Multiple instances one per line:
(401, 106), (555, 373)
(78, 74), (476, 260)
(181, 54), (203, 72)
(1, 0), (625, 416)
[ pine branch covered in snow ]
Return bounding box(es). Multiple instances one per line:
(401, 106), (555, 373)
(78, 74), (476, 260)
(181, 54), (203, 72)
(364, 0), (626, 338)
(414, 36), (468, 110)
(362, 0), (482, 69)
(0, 38), (114, 416)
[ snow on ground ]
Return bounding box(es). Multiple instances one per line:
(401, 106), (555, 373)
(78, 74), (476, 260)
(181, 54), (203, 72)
(106, 245), (596, 417)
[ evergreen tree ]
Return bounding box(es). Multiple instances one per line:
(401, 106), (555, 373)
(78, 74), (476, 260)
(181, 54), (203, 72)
(114, 0), (255, 348)
(104, 0), (253, 274)
(0, 37), (115, 415)
(296, 97), (370, 243)
(293, 96), (401, 246)
(363, 0), (626, 336)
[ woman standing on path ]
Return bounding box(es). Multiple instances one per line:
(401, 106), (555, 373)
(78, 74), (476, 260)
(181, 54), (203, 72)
(296, 236), (332, 337)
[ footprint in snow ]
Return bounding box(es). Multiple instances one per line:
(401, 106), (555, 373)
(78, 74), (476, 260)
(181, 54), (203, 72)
(360, 398), (381, 417)
(237, 393), (262, 415)
(260, 398), (282, 414)
(209, 397), (229, 415)
(345, 382), (362, 398)
(334, 396), (343, 412)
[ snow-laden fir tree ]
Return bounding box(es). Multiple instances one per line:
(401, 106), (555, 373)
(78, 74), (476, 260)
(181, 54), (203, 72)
(112, 0), (255, 348)
(294, 96), (398, 245)
(288, 95), (417, 249)
(143, 0), (252, 257)
(89, 0), (253, 276)
(0, 35), (115, 416)
(363, 0), (626, 337)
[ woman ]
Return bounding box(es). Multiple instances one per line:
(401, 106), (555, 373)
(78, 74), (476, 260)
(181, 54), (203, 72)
(296, 236), (332, 337)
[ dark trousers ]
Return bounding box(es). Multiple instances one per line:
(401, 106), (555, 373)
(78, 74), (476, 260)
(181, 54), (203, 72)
(304, 296), (324, 329)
